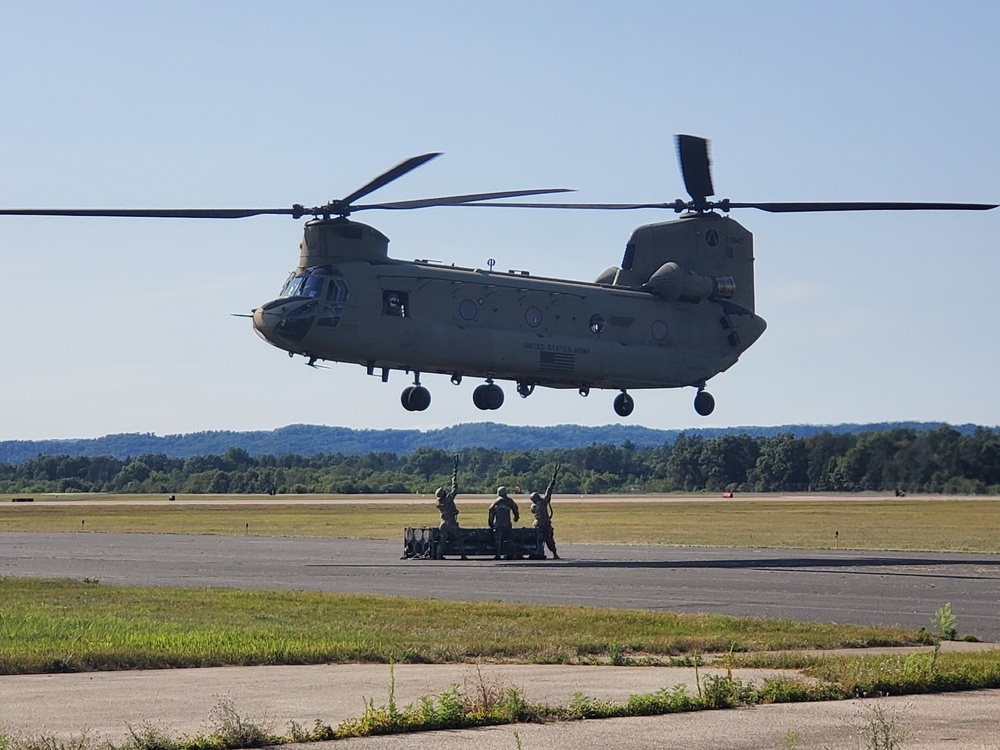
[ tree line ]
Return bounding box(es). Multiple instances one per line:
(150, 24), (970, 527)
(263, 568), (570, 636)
(1, 425), (997, 496)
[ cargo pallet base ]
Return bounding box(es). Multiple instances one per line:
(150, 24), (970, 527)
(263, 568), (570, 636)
(403, 526), (547, 560)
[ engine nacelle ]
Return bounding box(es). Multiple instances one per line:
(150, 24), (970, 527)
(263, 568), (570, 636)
(644, 261), (735, 303)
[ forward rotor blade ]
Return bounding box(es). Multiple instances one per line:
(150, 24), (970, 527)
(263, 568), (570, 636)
(676, 134), (714, 203)
(356, 188), (574, 211)
(0, 207), (297, 219)
(727, 201), (998, 213)
(338, 152), (441, 206)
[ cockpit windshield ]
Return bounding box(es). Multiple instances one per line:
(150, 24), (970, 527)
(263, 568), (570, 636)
(279, 265), (343, 300)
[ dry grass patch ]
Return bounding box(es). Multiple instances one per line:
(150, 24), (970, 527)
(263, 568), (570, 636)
(2, 495), (998, 552)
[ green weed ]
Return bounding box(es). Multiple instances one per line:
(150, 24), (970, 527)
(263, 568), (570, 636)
(857, 702), (908, 750)
(932, 602), (958, 641)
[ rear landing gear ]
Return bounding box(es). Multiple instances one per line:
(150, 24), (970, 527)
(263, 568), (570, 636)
(694, 389), (715, 416)
(401, 375), (431, 412)
(473, 381), (504, 410)
(613, 391), (634, 417)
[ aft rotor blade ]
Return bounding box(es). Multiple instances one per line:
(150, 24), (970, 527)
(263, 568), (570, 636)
(462, 199), (998, 213)
(727, 201), (998, 213)
(452, 201), (677, 210)
(356, 188), (575, 211)
(0, 207), (298, 219)
(338, 152), (442, 206)
(676, 134), (714, 204)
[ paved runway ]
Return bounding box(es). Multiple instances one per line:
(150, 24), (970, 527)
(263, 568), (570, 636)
(2, 532), (998, 639)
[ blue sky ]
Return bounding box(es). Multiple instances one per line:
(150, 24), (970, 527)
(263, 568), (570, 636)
(0, 1), (997, 440)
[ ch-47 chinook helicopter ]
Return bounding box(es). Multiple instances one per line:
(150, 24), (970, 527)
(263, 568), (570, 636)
(2, 136), (995, 417)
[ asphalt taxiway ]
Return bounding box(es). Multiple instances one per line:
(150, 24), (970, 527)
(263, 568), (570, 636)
(1, 533), (998, 639)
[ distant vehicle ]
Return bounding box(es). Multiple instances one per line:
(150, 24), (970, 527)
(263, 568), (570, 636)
(2, 136), (994, 417)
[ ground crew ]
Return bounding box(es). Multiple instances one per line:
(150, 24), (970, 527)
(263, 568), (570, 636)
(530, 464), (560, 559)
(434, 455), (466, 559)
(488, 486), (519, 559)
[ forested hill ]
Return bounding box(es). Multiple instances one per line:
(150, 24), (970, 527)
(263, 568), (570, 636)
(0, 421), (989, 464)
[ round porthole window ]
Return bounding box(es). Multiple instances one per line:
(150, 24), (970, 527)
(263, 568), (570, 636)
(525, 306), (542, 327)
(652, 320), (668, 340)
(589, 313), (605, 334)
(459, 299), (478, 321)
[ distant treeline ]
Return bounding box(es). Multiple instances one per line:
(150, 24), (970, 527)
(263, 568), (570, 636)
(2, 425), (998, 495)
(0, 421), (988, 464)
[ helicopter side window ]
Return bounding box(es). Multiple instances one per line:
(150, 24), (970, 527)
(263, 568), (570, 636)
(383, 290), (409, 318)
(621, 242), (636, 271)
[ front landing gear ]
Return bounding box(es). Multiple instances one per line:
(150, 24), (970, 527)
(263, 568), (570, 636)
(613, 391), (634, 417)
(694, 388), (715, 416)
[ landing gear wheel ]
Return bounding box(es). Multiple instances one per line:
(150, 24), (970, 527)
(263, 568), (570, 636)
(401, 385), (431, 411)
(613, 391), (634, 417)
(409, 385), (431, 411)
(473, 382), (504, 410)
(694, 390), (715, 416)
(401, 386), (415, 411)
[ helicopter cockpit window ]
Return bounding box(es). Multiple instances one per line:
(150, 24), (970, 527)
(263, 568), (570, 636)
(280, 266), (343, 301)
(301, 268), (331, 299)
(280, 273), (305, 298)
(383, 290), (409, 317)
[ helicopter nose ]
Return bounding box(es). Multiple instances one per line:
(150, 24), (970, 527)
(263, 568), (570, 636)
(252, 298), (316, 348)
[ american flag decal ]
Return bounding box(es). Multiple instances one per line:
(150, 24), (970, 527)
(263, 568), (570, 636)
(539, 351), (575, 373)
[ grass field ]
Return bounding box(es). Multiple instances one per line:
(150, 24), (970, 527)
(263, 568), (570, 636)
(1, 493), (998, 552)
(0, 576), (928, 675)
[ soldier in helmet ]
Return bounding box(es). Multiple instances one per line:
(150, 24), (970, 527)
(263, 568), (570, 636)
(435, 456), (466, 559)
(488, 485), (520, 560)
(530, 464), (560, 559)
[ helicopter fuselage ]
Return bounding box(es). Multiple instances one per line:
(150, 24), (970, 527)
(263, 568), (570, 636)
(252, 213), (767, 414)
(4, 139), (991, 419)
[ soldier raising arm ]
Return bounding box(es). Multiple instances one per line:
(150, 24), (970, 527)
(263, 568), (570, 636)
(530, 464), (560, 559)
(434, 455), (466, 560)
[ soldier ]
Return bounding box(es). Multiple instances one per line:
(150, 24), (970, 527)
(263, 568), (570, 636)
(530, 464), (560, 559)
(434, 455), (466, 559)
(488, 486), (519, 560)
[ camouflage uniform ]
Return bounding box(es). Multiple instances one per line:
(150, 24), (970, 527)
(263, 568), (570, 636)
(435, 457), (466, 559)
(530, 466), (560, 559)
(488, 486), (520, 559)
